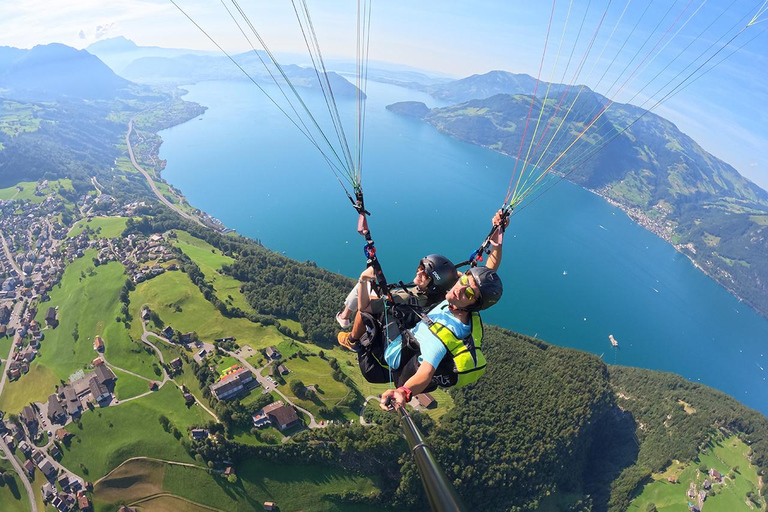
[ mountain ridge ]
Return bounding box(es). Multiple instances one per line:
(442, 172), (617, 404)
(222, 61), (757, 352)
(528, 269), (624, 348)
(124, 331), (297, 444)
(0, 43), (133, 101)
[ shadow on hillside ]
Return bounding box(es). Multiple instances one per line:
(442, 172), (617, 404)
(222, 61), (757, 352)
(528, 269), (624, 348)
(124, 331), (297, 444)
(583, 406), (641, 512)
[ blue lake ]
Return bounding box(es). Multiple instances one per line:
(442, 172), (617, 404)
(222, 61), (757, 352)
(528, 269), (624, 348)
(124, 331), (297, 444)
(160, 79), (768, 415)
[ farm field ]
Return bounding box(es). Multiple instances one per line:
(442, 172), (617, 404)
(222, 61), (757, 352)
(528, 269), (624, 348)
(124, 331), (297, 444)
(94, 457), (385, 512)
(33, 252), (158, 381)
(129, 270), (289, 350)
(67, 216), (129, 239)
(628, 435), (764, 512)
(62, 384), (208, 480)
(172, 230), (254, 314)
(0, 100), (41, 140)
(0, 362), (59, 413)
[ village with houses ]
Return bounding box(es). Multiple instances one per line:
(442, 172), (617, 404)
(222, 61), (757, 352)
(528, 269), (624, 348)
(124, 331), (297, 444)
(0, 179), (445, 512)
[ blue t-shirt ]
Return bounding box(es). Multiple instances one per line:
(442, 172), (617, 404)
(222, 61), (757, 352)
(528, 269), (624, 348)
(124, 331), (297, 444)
(384, 300), (471, 370)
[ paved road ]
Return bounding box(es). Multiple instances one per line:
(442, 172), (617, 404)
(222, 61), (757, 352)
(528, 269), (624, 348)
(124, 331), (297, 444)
(222, 349), (324, 429)
(0, 436), (38, 512)
(140, 323), (219, 421)
(126, 120), (205, 228)
(0, 301), (24, 398)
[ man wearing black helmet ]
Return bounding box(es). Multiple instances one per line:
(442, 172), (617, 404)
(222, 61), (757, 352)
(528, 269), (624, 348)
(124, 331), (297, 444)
(335, 253), (457, 331)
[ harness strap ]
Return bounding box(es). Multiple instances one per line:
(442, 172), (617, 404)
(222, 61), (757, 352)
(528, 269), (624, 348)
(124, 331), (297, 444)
(462, 206), (512, 268)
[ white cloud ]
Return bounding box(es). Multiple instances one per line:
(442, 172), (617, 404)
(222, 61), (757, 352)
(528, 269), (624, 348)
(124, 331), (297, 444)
(0, 0), (173, 49)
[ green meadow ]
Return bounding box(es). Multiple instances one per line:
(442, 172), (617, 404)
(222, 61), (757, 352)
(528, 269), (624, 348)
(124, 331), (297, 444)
(62, 385), (209, 480)
(113, 367), (153, 400)
(94, 457), (385, 512)
(0, 100), (41, 140)
(276, 354), (358, 420)
(172, 231), (254, 315)
(33, 252), (158, 381)
(0, 179), (73, 203)
(628, 435), (764, 512)
(0, 363), (60, 413)
(0, 458), (31, 512)
(67, 216), (129, 239)
(129, 270), (289, 349)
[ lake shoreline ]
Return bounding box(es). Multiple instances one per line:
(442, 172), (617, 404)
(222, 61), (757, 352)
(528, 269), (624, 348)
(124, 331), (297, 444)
(420, 124), (762, 321)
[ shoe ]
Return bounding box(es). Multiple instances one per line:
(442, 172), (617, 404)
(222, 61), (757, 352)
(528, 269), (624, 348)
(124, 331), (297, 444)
(337, 332), (360, 353)
(336, 311), (351, 329)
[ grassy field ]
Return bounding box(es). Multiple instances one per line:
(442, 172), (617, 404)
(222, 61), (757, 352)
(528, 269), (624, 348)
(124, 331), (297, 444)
(0, 100), (41, 140)
(628, 434), (764, 512)
(0, 362), (60, 414)
(94, 457), (385, 512)
(62, 384), (208, 480)
(172, 231), (255, 315)
(113, 367), (153, 400)
(276, 354), (357, 420)
(0, 458), (31, 512)
(33, 252), (158, 382)
(129, 271), (289, 350)
(0, 179), (73, 203)
(67, 216), (129, 239)
(128, 495), (220, 512)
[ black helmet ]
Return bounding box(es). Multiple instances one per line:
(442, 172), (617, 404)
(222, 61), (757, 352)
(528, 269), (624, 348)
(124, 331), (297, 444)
(420, 254), (458, 296)
(465, 267), (503, 311)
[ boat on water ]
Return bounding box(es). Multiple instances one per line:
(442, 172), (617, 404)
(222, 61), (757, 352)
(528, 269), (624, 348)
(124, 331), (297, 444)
(563, 270), (567, 276)
(609, 334), (619, 347)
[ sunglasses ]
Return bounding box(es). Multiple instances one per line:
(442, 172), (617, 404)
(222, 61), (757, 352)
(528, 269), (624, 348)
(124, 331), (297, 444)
(459, 274), (477, 301)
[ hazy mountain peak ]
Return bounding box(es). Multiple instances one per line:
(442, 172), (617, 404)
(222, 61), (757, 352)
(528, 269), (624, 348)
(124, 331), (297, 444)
(0, 42), (132, 100)
(86, 36), (140, 53)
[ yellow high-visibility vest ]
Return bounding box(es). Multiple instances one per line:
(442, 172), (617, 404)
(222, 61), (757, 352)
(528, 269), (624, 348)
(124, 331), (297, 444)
(427, 311), (486, 387)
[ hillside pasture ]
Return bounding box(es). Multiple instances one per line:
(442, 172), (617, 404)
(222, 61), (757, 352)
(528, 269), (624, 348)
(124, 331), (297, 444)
(34, 252), (157, 381)
(94, 457), (384, 512)
(0, 362), (60, 413)
(0, 458), (30, 512)
(67, 216), (129, 239)
(62, 385), (208, 480)
(172, 231), (254, 315)
(628, 435), (763, 512)
(276, 353), (357, 420)
(0, 178), (73, 203)
(129, 270), (289, 350)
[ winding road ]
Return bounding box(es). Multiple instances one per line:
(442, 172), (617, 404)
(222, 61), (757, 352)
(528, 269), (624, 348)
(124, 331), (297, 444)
(140, 321), (219, 421)
(221, 348), (323, 430)
(126, 120), (205, 228)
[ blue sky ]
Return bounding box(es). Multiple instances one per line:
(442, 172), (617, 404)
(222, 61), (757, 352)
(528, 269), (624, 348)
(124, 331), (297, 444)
(1, 0), (766, 189)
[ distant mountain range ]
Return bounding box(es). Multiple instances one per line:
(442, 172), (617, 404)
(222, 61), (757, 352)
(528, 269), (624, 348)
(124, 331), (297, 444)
(86, 36), (217, 75)
(0, 43), (133, 101)
(121, 52), (362, 98)
(87, 37), (361, 98)
(387, 70), (768, 318)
